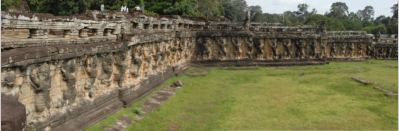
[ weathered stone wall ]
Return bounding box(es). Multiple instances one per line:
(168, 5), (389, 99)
(1, 12), (199, 130)
(1, 11), (397, 130)
(371, 34), (398, 59)
(1, 37), (195, 130)
(192, 29), (378, 66)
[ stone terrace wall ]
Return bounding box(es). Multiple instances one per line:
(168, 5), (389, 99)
(1, 11), (397, 130)
(191, 28), (386, 66)
(1, 12), (199, 130)
(372, 34), (398, 59)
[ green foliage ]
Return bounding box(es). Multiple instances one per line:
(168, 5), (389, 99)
(342, 19), (363, 30)
(143, 10), (159, 17)
(133, 107), (143, 115)
(363, 24), (387, 34)
(356, 5), (375, 24)
(27, 0), (48, 13)
(283, 11), (302, 26)
(305, 14), (345, 31)
(249, 5), (262, 21)
(392, 4), (398, 19)
(27, 0), (143, 15)
(197, 0), (224, 18)
(222, 0), (247, 21)
(143, 0), (198, 16)
(387, 18), (398, 34)
(1, 0), (21, 11)
(28, 0), (88, 15)
(48, 0), (90, 16)
(328, 2), (349, 19)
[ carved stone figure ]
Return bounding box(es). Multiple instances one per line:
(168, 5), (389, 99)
(29, 64), (51, 112)
(83, 56), (97, 98)
(2, 70), (16, 89)
(309, 40), (315, 58)
(61, 59), (77, 103)
(131, 49), (142, 78)
(320, 42), (326, 58)
(99, 54), (114, 86)
(349, 43), (355, 57)
(283, 40), (292, 59)
(357, 44), (363, 57)
(271, 39), (278, 60)
(341, 44), (347, 57)
(253, 38), (264, 59)
(299, 39), (306, 59)
(246, 38), (254, 59)
(367, 44), (373, 57)
(216, 38), (227, 57)
(330, 43), (337, 57)
(232, 38), (242, 58)
(113, 52), (126, 87)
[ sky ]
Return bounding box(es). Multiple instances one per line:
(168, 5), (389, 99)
(246, 0), (398, 17)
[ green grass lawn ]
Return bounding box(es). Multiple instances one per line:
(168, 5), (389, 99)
(87, 60), (398, 130)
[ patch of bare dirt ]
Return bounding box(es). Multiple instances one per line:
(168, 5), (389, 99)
(168, 122), (181, 131)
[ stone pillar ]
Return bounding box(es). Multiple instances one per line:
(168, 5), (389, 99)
(79, 28), (89, 38)
(96, 29), (103, 36)
(91, 29), (98, 36)
(63, 29), (79, 38)
(138, 23), (144, 30)
(29, 29), (48, 39)
(104, 29), (113, 36)
(112, 29), (118, 35)
(63, 30), (72, 38)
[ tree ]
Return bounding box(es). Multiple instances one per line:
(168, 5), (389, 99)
(387, 19), (398, 34)
(197, 0), (224, 18)
(391, 3), (398, 18)
(305, 14), (345, 31)
(348, 12), (361, 21)
(310, 8), (317, 15)
(389, 3), (398, 34)
(374, 15), (390, 26)
(143, 0), (198, 15)
(295, 3), (309, 22)
(357, 6), (374, 23)
(249, 5), (263, 22)
(328, 2), (349, 19)
(249, 5), (262, 15)
(28, 0), (50, 13)
(1, 0), (21, 11)
(261, 13), (283, 23)
(363, 24), (387, 34)
(222, 0), (247, 21)
(283, 11), (301, 26)
(297, 3), (308, 15)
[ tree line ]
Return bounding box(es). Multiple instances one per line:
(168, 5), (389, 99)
(250, 2), (398, 34)
(2, 0), (397, 34)
(1, 0), (248, 21)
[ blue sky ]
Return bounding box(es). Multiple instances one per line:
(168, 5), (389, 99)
(246, 0), (398, 17)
